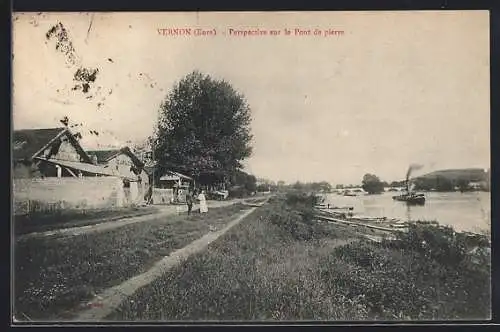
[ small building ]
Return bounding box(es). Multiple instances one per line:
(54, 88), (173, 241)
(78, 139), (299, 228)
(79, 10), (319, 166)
(468, 181), (487, 191)
(86, 147), (150, 204)
(156, 171), (193, 204)
(159, 171), (193, 188)
(13, 127), (93, 178)
(87, 147), (145, 176)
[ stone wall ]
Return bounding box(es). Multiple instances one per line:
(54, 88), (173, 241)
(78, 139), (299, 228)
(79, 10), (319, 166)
(13, 162), (32, 179)
(13, 177), (126, 215)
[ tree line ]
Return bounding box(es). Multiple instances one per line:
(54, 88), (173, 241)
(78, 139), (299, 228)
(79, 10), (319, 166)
(413, 176), (489, 192)
(360, 172), (490, 194)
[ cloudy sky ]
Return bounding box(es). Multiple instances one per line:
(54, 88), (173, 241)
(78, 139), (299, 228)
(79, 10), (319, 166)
(12, 11), (490, 185)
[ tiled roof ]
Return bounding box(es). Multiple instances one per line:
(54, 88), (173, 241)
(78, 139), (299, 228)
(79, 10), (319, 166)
(13, 127), (67, 160)
(87, 146), (144, 168)
(86, 149), (121, 163)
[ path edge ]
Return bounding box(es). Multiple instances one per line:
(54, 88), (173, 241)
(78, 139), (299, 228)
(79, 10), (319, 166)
(70, 204), (264, 322)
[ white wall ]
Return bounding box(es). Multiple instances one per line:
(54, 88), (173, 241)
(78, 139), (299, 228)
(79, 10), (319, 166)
(13, 177), (125, 215)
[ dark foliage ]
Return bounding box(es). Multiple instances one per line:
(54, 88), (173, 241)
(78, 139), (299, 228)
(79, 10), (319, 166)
(361, 174), (385, 194)
(153, 71), (253, 176)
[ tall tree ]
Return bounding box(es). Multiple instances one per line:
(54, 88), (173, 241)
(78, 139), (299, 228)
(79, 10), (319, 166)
(153, 71), (253, 177)
(362, 173), (385, 194)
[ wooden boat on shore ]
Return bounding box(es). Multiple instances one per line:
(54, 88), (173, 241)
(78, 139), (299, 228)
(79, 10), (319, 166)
(350, 215), (389, 222)
(317, 208), (402, 225)
(315, 203), (354, 211)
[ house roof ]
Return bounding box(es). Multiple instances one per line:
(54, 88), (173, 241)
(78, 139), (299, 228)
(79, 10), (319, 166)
(13, 127), (66, 160)
(87, 149), (121, 163)
(87, 146), (144, 168)
(160, 171), (193, 181)
(13, 127), (91, 163)
(37, 157), (138, 181)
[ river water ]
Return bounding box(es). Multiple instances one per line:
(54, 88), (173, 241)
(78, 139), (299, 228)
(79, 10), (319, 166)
(324, 191), (491, 233)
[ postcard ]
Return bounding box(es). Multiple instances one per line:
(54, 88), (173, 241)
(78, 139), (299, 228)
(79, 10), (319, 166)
(12, 11), (491, 323)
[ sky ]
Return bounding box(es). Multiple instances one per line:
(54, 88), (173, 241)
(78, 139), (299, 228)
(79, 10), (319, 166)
(12, 11), (490, 185)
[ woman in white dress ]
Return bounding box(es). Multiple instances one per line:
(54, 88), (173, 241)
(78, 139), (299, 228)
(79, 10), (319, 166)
(198, 190), (208, 213)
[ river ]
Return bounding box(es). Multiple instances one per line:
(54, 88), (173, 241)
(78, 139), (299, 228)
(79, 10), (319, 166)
(324, 191), (491, 233)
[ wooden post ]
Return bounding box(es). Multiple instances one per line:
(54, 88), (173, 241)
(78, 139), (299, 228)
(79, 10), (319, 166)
(65, 167), (77, 178)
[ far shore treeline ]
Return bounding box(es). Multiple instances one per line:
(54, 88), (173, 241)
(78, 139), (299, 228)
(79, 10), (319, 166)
(265, 168), (490, 195)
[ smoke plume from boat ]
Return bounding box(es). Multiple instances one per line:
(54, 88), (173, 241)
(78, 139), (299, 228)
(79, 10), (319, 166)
(406, 163), (424, 181)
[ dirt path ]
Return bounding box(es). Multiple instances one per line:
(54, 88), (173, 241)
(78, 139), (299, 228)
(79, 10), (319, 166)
(16, 199), (245, 242)
(69, 204), (263, 322)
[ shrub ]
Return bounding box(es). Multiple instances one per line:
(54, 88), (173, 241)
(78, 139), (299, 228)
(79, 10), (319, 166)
(285, 192), (319, 208)
(228, 186), (249, 198)
(268, 205), (314, 241)
(322, 222), (492, 320)
(393, 223), (489, 268)
(263, 200), (335, 242)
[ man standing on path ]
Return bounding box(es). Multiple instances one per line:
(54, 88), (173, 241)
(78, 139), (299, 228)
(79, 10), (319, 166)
(186, 189), (194, 216)
(123, 177), (131, 206)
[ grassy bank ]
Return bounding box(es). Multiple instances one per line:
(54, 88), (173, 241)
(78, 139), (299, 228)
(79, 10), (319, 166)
(14, 203), (248, 320)
(107, 193), (490, 321)
(14, 206), (160, 235)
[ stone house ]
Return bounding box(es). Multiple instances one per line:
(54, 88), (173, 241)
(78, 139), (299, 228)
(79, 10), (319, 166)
(86, 147), (150, 204)
(13, 127), (93, 178)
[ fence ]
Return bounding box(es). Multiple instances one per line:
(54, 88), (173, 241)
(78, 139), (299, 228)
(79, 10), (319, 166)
(151, 188), (174, 205)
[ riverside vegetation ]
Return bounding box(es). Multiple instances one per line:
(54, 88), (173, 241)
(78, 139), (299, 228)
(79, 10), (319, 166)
(108, 192), (491, 321)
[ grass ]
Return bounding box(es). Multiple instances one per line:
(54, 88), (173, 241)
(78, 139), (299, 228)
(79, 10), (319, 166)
(245, 197), (268, 204)
(105, 198), (366, 321)
(14, 203), (249, 320)
(14, 206), (160, 235)
(106, 193), (491, 321)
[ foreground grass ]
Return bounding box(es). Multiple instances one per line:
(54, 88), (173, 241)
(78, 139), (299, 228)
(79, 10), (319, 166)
(14, 206), (160, 235)
(106, 201), (367, 321)
(14, 203), (248, 320)
(106, 194), (490, 321)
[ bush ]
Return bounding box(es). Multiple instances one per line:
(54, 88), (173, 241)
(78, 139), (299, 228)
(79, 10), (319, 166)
(264, 200), (332, 241)
(228, 186), (248, 198)
(268, 205), (314, 241)
(321, 223), (492, 320)
(393, 223), (489, 268)
(285, 192), (319, 208)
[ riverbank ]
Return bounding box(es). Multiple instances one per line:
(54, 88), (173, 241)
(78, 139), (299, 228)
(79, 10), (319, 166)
(14, 203), (250, 321)
(106, 192), (491, 321)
